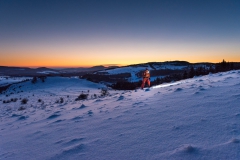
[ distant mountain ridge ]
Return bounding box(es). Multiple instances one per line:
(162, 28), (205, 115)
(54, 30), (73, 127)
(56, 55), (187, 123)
(0, 65), (119, 76)
(60, 65), (118, 73)
(1, 61), (240, 77)
(0, 66), (59, 76)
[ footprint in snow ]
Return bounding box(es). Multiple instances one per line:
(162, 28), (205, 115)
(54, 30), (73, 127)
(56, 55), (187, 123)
(117, 95), (125, 101)
(87, 110), (93, 116)
(230, 138), (240, 144)
(199, 87), (206, 91)
(194, 91), (200, 95)
(94, 99), (103, 102)
(174, 88), (183, 92)
(235, 113), (240, 117)
(11, 114), (21, 117)
(145, 88), (151, 92)
(18, 115), (28, 120)
(71, 116), (83, 122)
(52, 119), (65, 123)
(47, 113), (60, 119)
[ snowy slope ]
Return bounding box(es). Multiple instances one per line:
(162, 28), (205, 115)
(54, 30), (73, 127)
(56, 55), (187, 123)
(152, 63), (187, 70)
(97, 62), (190, 82)
(99, 63), (187, 75)
(0, 76), (30, 87)
(99, 66), (149, 75)
(1, 71), (240, 160)
(37, 71), (60, 74)
(98, 65), (165, 82)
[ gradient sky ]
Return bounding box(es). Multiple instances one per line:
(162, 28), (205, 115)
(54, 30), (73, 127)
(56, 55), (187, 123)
(0, 0), (240, 68)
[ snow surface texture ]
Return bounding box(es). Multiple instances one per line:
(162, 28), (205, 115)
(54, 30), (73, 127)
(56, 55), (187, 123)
(37, 71), (59, 74)
(0, 77), (30, 87)
(1, 71), (240, 160)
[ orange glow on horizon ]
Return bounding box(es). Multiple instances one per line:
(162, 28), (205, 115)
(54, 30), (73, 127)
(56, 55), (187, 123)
(1, 40), (239, 68)
(2, 57), (240, 69)
(1, 51), (240, 68)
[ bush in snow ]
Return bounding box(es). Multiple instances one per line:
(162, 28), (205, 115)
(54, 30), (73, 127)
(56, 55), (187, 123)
(2, 98), (18, 103)
(21, 98), (28, 104)
(11, 98), (18, 102)
(60, 97), (64, 103)
(38, 99), (42, 103)
(100, 88), (109, 96)
(75, 93), (88, 101)
(39, 76), (47, 83)
(31, 77), (37, 84)
(55, 97), (64, 103)
(111, 82), (137, 90)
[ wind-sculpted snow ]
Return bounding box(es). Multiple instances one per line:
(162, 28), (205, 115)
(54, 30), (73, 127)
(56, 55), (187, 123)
(1, 71), (240, 160)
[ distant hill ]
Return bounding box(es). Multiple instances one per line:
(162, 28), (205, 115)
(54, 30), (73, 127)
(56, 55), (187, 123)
(81, 61), (216, 84)
(2, 61), (240, 78)
(0, 66), (60, 76)
(58, 65), (119, 73)
(0, 65), (119, 76)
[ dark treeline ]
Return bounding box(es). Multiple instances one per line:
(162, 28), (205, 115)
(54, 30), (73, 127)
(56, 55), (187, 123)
(31, 76), (47, 84)
(151, 60), (240, 87)
(111, 60), (240, 90)
(81, 73), (131, 83)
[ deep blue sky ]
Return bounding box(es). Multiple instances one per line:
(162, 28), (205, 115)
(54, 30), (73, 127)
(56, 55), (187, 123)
(1, 0), (240, 67)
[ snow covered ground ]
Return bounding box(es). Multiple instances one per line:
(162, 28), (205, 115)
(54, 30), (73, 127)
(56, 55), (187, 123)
(97, 62), (190, 82)
(99, 63), (187, 76)
(37, 71), (60, 74)
(0, 76), (31, 87)
(99, 66), (149, 75)
(98, 65), (165, 82)
(1, 70), (240, 160)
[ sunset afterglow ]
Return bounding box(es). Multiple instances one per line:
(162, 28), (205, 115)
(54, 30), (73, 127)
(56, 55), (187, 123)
(1, 0), (240, 68)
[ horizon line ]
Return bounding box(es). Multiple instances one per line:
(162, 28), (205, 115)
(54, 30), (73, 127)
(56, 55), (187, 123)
(1, 60), (238, 69)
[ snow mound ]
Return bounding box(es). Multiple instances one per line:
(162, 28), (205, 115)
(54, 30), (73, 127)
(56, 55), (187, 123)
(75, 104), (87, 109)
(173, 144), (198, 154)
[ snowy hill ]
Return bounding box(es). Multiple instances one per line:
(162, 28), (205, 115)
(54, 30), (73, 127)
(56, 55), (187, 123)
(0, 65), (120, 78)
(1, 70), (240, 159)
(0, 66), (60, 76)
(60, 65), (118, 73)
(0, 76), (31, 87)
(83, 61), (214, 84)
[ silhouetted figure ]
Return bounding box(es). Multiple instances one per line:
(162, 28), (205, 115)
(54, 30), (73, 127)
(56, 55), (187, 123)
(141, 68), (150, 89)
